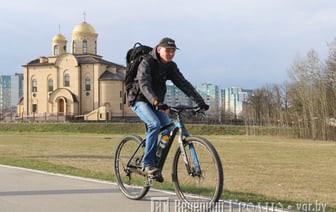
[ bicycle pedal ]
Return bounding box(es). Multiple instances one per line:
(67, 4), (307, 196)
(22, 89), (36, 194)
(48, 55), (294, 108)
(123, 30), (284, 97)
(145, 176), (155, 187)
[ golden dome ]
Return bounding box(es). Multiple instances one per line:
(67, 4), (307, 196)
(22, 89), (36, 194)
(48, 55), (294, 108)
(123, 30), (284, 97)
(52, 33), (67, 42)
(72, 21), (97, 34)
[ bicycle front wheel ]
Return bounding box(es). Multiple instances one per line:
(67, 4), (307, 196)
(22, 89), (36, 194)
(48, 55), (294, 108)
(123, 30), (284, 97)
(114, 135), (149, 200)
(172, 136), (223, 206)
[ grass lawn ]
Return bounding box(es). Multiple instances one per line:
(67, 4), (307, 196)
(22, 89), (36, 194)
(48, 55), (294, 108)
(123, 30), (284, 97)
(0, 132), (335, 211)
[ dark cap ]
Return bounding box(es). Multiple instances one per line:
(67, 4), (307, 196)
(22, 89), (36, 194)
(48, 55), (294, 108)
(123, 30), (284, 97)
(158, 37), (179, 49)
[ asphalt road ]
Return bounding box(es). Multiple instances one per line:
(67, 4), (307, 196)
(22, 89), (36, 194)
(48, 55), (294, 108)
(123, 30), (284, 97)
(0, 165), (264, 212)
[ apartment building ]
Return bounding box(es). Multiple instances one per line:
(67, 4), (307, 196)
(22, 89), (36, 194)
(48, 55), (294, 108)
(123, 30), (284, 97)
(0, 74), (23, 116)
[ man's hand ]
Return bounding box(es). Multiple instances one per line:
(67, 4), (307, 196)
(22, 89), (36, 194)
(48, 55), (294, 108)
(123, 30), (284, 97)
(155, 102), (169, 111)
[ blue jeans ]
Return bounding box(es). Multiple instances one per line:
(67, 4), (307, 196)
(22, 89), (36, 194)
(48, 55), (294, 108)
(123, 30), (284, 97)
(131, 101), (170, 167)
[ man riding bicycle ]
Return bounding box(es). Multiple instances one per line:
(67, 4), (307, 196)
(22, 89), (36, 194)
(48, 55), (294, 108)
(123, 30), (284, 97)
(128, 37), (209, 180)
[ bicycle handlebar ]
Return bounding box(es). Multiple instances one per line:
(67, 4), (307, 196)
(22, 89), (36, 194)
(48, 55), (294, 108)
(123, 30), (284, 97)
(169, 105), (202, 114)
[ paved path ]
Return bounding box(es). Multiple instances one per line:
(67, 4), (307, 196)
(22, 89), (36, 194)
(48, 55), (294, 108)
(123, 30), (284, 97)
(0, 165), (264, 212)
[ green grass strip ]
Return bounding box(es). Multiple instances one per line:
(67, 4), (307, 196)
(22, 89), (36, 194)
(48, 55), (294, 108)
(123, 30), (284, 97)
(0, 157), (114, 182)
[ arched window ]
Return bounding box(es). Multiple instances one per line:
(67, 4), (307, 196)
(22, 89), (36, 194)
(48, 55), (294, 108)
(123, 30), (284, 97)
(48, 79), (53, 92)
(94, 40), (97, 54)
(32, 79), (37, 92)
(83, 40), (88, 53)
(53, 45), (59, 56)
(64, 74), (70, 87)
(85, 77), (91, 91)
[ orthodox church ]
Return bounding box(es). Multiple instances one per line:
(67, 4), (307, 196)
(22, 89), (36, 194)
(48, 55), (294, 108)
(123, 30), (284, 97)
(19, 20), (134, 121)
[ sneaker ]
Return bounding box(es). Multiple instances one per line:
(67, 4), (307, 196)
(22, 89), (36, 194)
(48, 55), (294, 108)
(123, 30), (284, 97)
(156, 173), (164, 183)
(142, 166), (160, 178)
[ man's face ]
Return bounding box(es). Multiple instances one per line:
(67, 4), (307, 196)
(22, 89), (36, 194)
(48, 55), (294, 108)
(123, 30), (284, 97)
(157, 47), (176, 63)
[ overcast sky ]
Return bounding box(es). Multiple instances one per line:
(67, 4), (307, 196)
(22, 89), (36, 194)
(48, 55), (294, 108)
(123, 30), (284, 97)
(1, 0), (336, 89)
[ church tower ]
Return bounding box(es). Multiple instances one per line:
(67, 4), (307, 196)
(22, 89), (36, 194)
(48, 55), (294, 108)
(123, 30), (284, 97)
(51, 32), (67, 56)
(71, 19), (98, 54)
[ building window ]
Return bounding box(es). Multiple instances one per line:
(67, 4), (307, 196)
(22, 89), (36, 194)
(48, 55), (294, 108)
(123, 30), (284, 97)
(48, 79), (53, 92)
(83, 40), (88, 53)
(32, 104), (37, 113)
(53, 45), (59, 56)
(32, 79), (37, 92)
(94, 40), (97, 54)
(72, 41), (76, 54)
(64, 74), (70, 87)
(85, 77), (91, 91)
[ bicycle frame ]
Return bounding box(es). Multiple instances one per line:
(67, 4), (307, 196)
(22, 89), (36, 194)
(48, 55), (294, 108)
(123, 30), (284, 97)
(126, 107), (202, 178)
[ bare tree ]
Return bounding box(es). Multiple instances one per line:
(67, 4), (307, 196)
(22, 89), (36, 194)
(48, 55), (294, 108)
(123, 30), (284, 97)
(244, 40), (336, 141)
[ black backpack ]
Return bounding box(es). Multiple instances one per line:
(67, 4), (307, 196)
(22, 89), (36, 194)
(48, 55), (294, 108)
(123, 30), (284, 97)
(124, 42), (153, 105)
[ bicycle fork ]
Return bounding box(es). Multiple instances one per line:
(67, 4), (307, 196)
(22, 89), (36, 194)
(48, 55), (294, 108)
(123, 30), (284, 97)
(177, 128), (202, 176)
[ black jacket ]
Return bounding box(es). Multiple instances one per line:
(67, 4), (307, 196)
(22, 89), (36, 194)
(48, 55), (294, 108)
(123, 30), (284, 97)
(132, 46), (206, 107)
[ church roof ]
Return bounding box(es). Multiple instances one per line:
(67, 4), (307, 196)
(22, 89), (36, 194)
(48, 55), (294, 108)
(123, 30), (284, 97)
(75, 54), (125, 68)
(72, 21), (97, 35)
(24, 58), (53, 66)
(52, 33), (67, 42)
(99, 70), (125, 81)
(23, 54), (125, 69)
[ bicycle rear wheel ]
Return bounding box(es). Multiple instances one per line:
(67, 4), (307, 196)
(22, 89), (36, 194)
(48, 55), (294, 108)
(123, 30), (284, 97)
(172, 136), (223, 207)
(114, 135), (150, 200)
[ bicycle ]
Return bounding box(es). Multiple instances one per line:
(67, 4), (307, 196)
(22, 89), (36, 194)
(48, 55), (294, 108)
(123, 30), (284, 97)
(114, 105), (223, 206)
